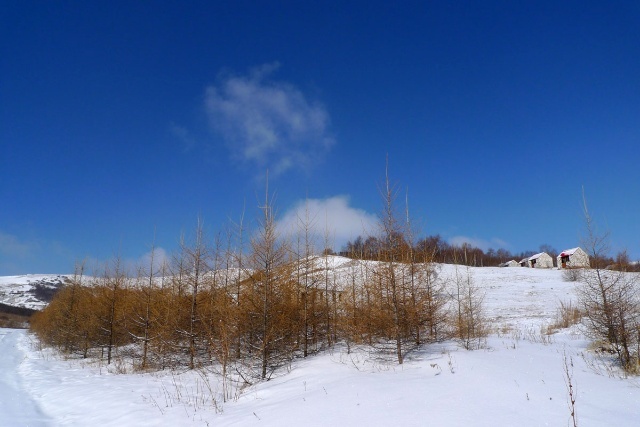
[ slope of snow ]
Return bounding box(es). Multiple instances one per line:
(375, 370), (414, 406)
(0, 274), (71, 310)
(2, 265), (640, 426)
(458, 266), (574, 330)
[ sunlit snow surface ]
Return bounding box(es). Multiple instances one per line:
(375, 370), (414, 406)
(2, 262), (640, 426)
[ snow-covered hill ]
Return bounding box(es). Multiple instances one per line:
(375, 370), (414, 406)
(0, 274), (70, 310)
(2, 262), (639, 426)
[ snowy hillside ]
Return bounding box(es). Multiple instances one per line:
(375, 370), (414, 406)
(0, 274), (70, 310)
(2, 264), (640, 426)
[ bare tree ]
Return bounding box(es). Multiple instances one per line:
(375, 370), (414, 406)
(294, 198), (323, 357)
(59, 261), (88, 354)
(96, 256), (130, 365)
(244, 175), (296, 379)
(129, 241), (162, 370)
(371, 158), (408, 364)
(401, 188), (447, 346)
(230, 203), (247, 360)
(577, 190), (640, 372)
(182, 218), (210, 369)
(450, 263), (487, 350)
(416, 241), (448, 341)
(322, 216), (338, 347)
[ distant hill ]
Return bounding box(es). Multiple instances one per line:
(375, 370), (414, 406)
(0, 274), (71, 311)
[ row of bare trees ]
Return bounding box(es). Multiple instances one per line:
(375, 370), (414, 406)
(342, 235), (559, 268)
(31, 168), (487, 378)
(344, 234), (637, 271)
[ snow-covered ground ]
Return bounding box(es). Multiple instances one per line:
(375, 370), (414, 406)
(0, 330), (50, 426)
(2, 265), (640, 426)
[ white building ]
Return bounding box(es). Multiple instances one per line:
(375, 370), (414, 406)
(557, 247), (590, 269)
(525, 252), (554, 268)
(499, 260), (519, 267)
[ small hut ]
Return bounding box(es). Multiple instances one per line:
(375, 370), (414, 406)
(557, 247), (590, 269)
(526, 252), (554, 268)
(499, 260), (519, 267)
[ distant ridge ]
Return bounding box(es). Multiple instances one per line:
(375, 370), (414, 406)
(0, 274), (70, 311)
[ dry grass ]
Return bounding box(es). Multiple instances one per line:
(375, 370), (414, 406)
(545, 300), (583, 334)
(562, 268), (583, 282)
(0, 312), (31, 329)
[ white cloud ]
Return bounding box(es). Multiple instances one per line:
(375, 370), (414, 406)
(0, 232), (71, 275)
(205, 63), (334, 175)
(136, 247), (171, 274)
(277, 196), (377, 252)
(491, 238), (510, 249)
(448, 236), (509, 251)
(0, 231), (32, 257)
(79, 247), (171, 278)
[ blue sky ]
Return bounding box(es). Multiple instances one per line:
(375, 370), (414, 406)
(2, 1), (639, 274)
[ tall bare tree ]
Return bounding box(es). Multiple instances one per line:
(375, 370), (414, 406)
(244, 175), (295, 379)
(373, 158), (407, 364)
(577, 190), (640, 371)
(294, 198), (324, 357)
(129, 241), (162, 369)
(181, 218), (210, 369)
(96, 256), (130, 365)
(450, 263), (486, 350)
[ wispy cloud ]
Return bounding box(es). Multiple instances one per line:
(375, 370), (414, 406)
(0, 231), (32, 274)
(0, 231), (69, 275)
(277, 196), (377, 252)
(80, 247), (172, 277)
(0, 231), (33, 257)
(448, 235), (509, 251)
(205, 63), (334, 175)
(169, 122), (197, 152)
(135, 247), (171, 274)
(0, 231), (172, 276)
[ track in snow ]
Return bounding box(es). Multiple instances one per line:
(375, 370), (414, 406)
(0, 329), (50, 427)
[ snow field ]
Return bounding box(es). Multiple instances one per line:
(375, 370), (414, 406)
(2, 264), (640, 426)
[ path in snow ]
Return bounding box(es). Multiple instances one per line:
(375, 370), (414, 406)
(0, 328), (50, 427)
